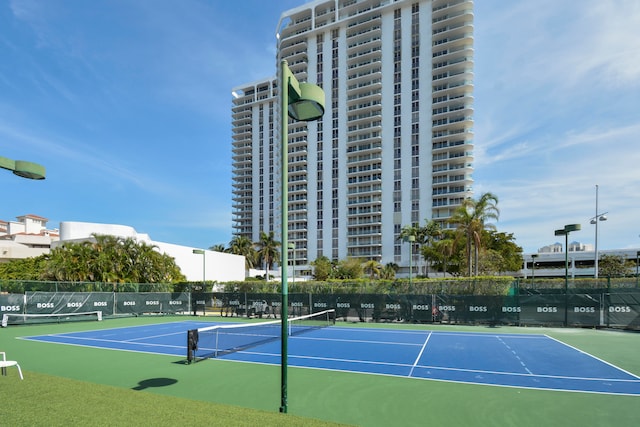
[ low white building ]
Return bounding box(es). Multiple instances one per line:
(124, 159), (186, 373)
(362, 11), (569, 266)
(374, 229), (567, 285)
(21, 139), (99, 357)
(55, 221), (245, 283)
(1, 215), (245, 283)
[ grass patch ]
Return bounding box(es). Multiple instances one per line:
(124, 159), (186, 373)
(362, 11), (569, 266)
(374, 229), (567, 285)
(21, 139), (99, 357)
(0, 371), (348, 427)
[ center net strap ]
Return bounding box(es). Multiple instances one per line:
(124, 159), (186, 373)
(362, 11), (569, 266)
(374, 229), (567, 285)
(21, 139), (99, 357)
(187, 309), (335, 363)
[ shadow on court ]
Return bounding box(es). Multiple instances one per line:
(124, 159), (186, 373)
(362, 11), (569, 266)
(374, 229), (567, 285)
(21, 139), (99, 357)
(132, 377), (178, 390)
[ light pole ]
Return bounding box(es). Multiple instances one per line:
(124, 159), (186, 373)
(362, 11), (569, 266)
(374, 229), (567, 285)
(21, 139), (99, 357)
(531, 254), (538, 286)
(590, 185), (607, 279)
(636, 251), (640, 288)
(0, 156), (46, 180)
(288, 242), (296, 285)
(192, 249), (205, 316)
(555, 224), (581, 326)
(279, 59), (324, 414)
(407, 235), (415, 293)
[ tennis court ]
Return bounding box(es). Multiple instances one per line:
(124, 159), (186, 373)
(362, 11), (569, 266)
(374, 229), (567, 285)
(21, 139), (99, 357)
(20, 319), (640, 396)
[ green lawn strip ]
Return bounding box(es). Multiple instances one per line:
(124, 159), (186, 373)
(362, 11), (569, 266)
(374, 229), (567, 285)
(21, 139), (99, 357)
(287, 367), (640, 427)
(2, 317), (640, 426)
(0, 371), (347, 427)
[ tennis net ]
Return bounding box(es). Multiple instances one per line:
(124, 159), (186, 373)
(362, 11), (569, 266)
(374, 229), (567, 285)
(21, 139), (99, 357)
(187, 309), (335, 363)
(1, 311), (103, 328)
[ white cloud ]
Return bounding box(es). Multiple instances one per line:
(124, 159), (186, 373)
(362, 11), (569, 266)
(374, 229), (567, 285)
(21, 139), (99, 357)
(473, 1), (640, 253)
(561, 1), (640, 88)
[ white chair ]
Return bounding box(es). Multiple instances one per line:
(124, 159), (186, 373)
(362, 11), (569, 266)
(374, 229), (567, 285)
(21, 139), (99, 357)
(0, 351), (23, 380)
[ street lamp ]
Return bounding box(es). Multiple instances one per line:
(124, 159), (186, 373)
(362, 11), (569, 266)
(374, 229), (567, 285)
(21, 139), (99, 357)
(531, 254), (538, 286)
(279, 59), (324, 414)
(590, 185), (607, 279)
(555, 224), (581, 326)
(0, 156), (46, 180)
(192, 249), (205, 316)
(407, 235), (415, 293)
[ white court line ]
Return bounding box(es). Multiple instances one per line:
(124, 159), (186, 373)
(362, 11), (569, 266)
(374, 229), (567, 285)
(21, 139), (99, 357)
(294, 335), (423, 347)
(23, 334), (185, 350)
(496, 336), (533, 375)
(411, 364), (640, 383)
(409, 331), (432, 377)
(240, 350), (415, 368)
(545, 334), (640, 380)
(236, 348), (640, 384)
(124, 331), (185, 342)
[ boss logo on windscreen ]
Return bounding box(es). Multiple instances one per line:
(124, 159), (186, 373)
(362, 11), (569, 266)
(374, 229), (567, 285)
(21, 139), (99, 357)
(609, 306), (631, 313)
(0, 305), (21, 312)
(36, 302), (55, 309)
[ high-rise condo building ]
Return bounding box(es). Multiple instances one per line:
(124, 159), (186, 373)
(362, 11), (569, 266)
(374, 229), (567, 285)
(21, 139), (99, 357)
(231, 0), (474, 278)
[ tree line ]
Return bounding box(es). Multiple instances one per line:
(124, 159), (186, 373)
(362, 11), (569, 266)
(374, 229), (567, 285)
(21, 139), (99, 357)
(217, 192), (524, 280)
(0, 234), (185, 284)
(0, 192), (522, 284)
(2, 192), (634, 286)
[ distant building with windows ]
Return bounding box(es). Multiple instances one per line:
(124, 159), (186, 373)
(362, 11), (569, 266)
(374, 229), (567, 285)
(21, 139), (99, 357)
(0, 214), (59, 262)
(538, 241), (593, 254)
(231, 0), (474, 280)
(522, 246), (640, 279)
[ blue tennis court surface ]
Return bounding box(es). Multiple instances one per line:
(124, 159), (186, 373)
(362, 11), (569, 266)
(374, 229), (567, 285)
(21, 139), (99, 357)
(21, 321), (640, 396)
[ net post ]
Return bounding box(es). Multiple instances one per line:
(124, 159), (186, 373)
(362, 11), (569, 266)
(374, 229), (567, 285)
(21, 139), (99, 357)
(186, 329), (198, 364)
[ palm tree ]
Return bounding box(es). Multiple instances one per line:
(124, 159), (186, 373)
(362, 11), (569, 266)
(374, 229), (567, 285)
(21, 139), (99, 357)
(254, 231), (280, 280)
(209, 244), (226, 253)
(362, 259), (382, 280)
(432, 232), (459, 277)
(228, 235), (257, 270)
(417, 220), (442, 277)
(380, 262), (399, 280)
(448, 192), (499, 276)
(40, 234), (184, 286)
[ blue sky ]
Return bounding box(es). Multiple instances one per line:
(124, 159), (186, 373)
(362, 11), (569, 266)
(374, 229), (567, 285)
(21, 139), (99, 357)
(1, 0), (639, 254)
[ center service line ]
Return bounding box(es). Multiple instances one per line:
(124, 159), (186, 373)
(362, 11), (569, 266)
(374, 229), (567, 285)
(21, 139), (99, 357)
(408, 331), (432, 378)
